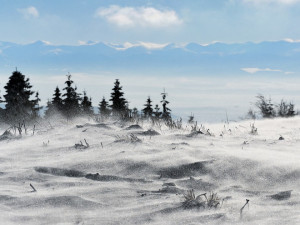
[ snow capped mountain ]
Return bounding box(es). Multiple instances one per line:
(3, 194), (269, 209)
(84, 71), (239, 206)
(0, 40), (299, 75)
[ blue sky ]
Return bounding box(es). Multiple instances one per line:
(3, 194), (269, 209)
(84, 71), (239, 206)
(1, 0), (300, 45)
(1, 0), (300, 122)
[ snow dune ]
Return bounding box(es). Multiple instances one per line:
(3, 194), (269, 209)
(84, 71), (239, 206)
(0, 117), (299, 224)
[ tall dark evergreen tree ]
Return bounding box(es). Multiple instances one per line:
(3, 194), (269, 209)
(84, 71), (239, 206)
(160, 89), (171, 120)
(81, 91), (93, 116)
(142, 96), (153, 118)
(99, 97), (110, 117)
(110, 79), (127, 115)
(3, 70), (36, 123)
(62, 74), (81, 118)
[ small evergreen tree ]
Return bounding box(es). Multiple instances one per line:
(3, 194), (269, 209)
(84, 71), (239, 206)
(52, 86), (63, 111)
(32, 92), (42, 120)
(110, 79), (127, 116)
(81, 91), (93, 116)
(160, 89), (171, 120)
(277, 100), (296, 117)
(153, 104), (161, 119)
(44, 86), (63, 118)
(255, 94), (275, 118)
(99, 97), (110, 117)
(3, 70), (36, 123)
(188, 113), (194, 124)
(44, 99), (54, 118)
(132, 107), (139, 118)
(142, 96), (153, 118)
(62, 74), (81, 118)
(287, 102), (296, 117)
(125, 103), (132, 119)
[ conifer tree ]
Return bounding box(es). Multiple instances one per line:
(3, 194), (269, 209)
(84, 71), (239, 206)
(81, 91), (93, 116)
(32, 92), (42, 120)
(52, 87), (63, 111)
(125, 103), (132, 119)
(44, 86), (63, 118)
(44, 99), (54, 118)
(99, 97), (110, 117)
(142, 96), (153, 118)
(132, 107), (139, 118)
(3, 70), (36, 123)
(110, 79), (127, 115)
(153, 104), (162, 119)
(255, 95), (275, 118)
(62, 74), (81, 118)
(160, 89), (171, 120)
(0, 89), (4, 121)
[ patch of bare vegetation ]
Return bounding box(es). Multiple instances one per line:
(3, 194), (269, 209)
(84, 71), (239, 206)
(74, 139), (90, 149)
(182, 190), (221, 210)
(114, 134), (142, 143)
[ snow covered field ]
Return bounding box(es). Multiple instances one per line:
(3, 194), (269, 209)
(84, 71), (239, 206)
(0, 116), (299, 225)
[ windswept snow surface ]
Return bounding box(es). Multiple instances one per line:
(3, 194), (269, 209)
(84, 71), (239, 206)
(0, 117), (299, 224)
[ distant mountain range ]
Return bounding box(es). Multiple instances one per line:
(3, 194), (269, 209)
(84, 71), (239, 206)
(0, 40), (300, 75)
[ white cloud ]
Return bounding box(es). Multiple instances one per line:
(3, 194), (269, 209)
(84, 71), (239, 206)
(241, 67), (282, 73)
(18, 6), (39, 19)
(243, 0), (300, 5)
(95, 5), (182, 28)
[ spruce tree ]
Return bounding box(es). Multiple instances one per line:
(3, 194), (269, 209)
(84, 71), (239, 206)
(52, 86), (63, 111)
(110, 79), (127, 115)
(99, 97), (110, 117)
(153, 104), (162, 119)
(81, 91), (93, 116)
(62, 74), (81, 118)
(142, 96), (153, 118)
(3, 70), (36, 123)
(160, 89), (171, 120)
(32, 92), (42, 120)
(132, 107), (139, 118)
(44, 100), (54, 118)
(44, 86), (63, 117)
(255, 95), (275, 118)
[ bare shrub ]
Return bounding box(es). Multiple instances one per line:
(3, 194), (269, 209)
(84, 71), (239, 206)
(182, 190), (221, 210)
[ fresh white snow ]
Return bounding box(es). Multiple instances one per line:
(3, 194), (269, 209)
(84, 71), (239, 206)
(0, 116), (299, 224)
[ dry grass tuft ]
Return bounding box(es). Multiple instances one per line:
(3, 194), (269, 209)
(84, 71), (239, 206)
(182, 189), (206, 209)
(182, 190), (221, 210)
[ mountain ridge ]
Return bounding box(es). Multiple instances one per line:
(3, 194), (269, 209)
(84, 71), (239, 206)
(0, 40), (299, 75)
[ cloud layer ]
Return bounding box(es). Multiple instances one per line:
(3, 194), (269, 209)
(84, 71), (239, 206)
(95, 5), (182, 28)
(17, 6), (39, 19)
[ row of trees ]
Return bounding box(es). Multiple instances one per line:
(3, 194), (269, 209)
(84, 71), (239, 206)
(0, 70), (172, 124)
(248, 94), (297, 119)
